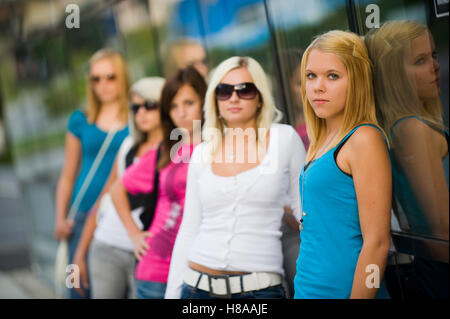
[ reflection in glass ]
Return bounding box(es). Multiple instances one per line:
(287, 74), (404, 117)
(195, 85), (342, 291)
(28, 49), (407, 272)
(365, 20), (448, 240)
(365, 20), (448, 298)
(161, 38), (209, 79)
(265, 0), (349, 148)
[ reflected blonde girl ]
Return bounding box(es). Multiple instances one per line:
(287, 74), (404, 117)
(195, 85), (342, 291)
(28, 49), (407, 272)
(364, 20), (444, 137)
(365, 21), (448, 298)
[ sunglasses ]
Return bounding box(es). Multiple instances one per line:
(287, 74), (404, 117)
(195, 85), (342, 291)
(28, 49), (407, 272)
(215, 82), (259, 101)
(130, 101), (159, 114)
(90, 73), (117, 83)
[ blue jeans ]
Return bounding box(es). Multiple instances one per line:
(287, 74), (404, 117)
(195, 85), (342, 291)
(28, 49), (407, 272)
(180, 283), (286, 299)
(67, 212), (90, 299)
(135, 280), (167, 299)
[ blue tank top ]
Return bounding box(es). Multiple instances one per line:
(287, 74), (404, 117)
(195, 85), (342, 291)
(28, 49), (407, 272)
(390, 116), (449, 236)
(294, 124), (389, 299)
(68, 110), (129, 217)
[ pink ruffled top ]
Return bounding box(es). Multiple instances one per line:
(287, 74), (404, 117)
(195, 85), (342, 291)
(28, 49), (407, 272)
(122, 143), (195, 283)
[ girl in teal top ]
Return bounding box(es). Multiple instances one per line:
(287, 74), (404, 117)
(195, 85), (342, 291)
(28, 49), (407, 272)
(294, 31), (392, 299)
(295, 124), (390, 298)
(54, 49), (131, 299)
(68, 110), (128, 214)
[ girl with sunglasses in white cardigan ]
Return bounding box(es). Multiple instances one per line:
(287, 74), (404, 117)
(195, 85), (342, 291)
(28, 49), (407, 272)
(165, 56), (306, 299)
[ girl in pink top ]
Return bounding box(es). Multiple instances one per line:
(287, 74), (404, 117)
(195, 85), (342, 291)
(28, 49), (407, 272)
(112, 66), (206, 299)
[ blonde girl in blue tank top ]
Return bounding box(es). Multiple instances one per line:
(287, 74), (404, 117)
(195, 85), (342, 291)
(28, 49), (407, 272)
(294, 30), (392, 299)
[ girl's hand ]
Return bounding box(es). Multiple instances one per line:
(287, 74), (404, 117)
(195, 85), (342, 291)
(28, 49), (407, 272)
(72, 254), (89, 297)
(54, 219), (74, 240)
(283, 206), (300, 232)
(131, 231), (153, 261)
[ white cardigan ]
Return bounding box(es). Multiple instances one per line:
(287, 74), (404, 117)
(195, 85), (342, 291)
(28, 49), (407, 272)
(165, 123), (306, 298)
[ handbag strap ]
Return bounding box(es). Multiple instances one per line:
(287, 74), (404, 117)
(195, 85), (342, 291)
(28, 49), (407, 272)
(67, 121), (121, 221)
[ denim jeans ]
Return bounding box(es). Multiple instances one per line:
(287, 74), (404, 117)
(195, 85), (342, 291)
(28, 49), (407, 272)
(180, 282), (286, 299)
(135, 280), (167, 299)
(88, 239), (136, 299)
(67, 212), (90, 299)
(281, 221), (300, 298)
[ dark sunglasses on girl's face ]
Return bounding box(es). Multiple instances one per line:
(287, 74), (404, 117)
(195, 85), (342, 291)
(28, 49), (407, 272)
(130, 101), (158, 114)
(90, 73), (117, 83)
(215, 82), (259, 101)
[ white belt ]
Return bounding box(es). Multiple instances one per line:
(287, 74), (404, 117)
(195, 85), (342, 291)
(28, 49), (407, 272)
(184, 267), (282, 298)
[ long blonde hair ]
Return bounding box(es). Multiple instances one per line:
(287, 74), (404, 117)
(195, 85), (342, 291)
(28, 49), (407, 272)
(85, 48), (130, 124)
(202, 56), (283, 161)
(301, 30), (383, 162)
(364, 20), (445, 138)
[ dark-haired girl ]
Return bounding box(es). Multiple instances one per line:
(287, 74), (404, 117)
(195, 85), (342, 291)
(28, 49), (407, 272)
(112, 66), (206, 299)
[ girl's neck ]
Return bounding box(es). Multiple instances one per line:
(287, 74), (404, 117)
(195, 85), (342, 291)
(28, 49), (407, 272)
(181, 128), (201, 145)
(324, 113), (343, 137)
(99, 101), (121, 121)
(100, 100), (121, 111)
(224, 119), (258, 138)
(145, 127), (163, 146)
(311, 114), (343, 160)
(191, 131), (202, 145)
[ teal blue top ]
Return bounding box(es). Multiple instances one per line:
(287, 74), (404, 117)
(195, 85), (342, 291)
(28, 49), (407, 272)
(390, 116), (449, 236)
(68, 110), (129, 215)
(294, 124), (389, 299)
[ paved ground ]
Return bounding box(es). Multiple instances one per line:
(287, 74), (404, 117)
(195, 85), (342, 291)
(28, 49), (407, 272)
(0, 164), (30, 270)
(0, 165), (56, 299)
(0, 268), (55, 299)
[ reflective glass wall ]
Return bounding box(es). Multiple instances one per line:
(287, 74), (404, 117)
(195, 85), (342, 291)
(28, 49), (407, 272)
(0, 0), (447, 297)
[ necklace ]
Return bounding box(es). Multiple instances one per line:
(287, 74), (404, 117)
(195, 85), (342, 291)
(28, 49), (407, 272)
(300, 132), (337, 231)
(313, 131), (338, 161)
(300, 168), (306, 232)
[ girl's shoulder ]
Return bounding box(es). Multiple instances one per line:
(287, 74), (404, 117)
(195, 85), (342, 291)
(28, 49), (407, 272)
(393, 116), (443, 135)
(117, 136), (135, 177)
(270, 122), (295, 133)
(119, 136), (135, 158)
(69, 109), (87, 123)
(270, 123), (303, 148)
(67, 109), (88, 138)
(391, 116), (447, 149)
(345, 124), (388, 152)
